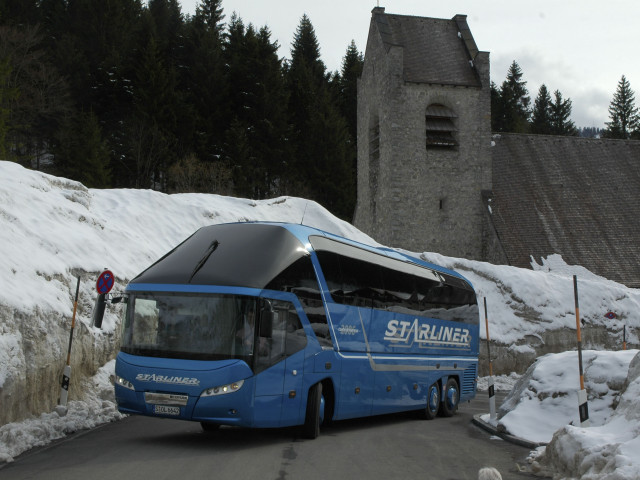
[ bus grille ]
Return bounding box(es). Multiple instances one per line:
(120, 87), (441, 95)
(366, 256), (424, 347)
(461, 364), (477, 396)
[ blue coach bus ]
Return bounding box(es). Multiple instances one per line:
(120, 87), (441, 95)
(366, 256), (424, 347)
(113, 222), (479, 438)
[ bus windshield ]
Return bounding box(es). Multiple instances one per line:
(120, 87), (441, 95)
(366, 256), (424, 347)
(121, 293), (259, 361)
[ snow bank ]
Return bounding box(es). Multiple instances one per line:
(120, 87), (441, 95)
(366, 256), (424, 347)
(0, 360), (123, 463)
(0, 161), (371, 426)
(536, 351), (640, 479)
(494, 349), (638, 444)
(421, 252), (640, 348)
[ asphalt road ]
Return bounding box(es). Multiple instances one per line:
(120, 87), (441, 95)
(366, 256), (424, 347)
(0, 392), (547, 480)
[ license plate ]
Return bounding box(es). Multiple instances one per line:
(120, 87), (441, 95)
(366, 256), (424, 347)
(154, 405), (180, 416)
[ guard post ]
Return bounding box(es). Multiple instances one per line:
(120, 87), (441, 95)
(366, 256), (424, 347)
(59, 276), (81, 411)
(573, 275), (590, 427)
(484, 297), (496, 422)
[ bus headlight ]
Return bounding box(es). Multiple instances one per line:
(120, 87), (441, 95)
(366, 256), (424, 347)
(201, 379), (244, 397)
(115, 375), (135, 391)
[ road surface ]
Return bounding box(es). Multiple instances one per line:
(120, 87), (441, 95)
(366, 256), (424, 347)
(0, 392), (547, 480)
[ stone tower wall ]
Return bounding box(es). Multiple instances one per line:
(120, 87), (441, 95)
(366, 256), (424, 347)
(355, 17), (492, 260)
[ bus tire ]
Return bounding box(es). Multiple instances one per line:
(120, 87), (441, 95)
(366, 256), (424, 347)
(302, 382), (323, 439)
(200, 421), (220, 432)
(422, 382), (440, 420)
(439, 377), (459, 417)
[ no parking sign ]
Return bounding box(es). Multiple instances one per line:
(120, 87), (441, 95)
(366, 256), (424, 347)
(96, 269), (114, 294)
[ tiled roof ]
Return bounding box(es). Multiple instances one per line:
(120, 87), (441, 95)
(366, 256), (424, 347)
(372, 9), (482, 86)
(490, 134), (640, 287)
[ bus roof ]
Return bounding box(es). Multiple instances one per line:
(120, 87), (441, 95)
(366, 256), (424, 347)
(130, 222), (471, 288)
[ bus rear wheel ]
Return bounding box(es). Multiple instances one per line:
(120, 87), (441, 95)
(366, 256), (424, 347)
(439, 377), (459, 417)
(422, 382), (440, 420)
(302, 382), (323, 439)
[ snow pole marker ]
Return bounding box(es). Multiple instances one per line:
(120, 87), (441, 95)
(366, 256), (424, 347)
(573, 275), (589, 427)
(59, 276), (81, 412)
(623, 325), (627, 350)
(484, 297), (496, 422)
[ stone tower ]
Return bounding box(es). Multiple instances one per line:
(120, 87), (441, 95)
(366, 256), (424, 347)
(354, 8), (492, 260)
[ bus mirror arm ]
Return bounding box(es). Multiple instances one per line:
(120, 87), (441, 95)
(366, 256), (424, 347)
(111, 295), (124, 304)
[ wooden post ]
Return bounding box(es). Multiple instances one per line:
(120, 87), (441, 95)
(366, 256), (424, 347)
(484, 298), (496, 422)
(573, 275), (589, 427)
(59, 276), (80, 409)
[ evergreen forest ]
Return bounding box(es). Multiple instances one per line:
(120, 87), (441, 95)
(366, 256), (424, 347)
(2, 1), (639, 222)
(0, 0), (363, 220)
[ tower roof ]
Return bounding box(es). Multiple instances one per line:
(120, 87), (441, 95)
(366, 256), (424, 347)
(370, 8), (483, 86)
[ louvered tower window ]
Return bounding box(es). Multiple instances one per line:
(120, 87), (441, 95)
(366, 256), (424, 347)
(425, 104), (457, 148)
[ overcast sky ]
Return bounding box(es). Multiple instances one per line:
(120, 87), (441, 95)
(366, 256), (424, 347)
(178, 0), (640, 128)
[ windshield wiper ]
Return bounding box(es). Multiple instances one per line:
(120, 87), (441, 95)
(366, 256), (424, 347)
(189, 240), (219, 283)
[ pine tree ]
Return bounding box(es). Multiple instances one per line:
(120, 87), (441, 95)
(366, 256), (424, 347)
(53, 110), (111, 187)
(550, 90), (577, 136)
(530, 84), (552, 135)
(125, 33), (179, 189)
(337, 40), (364, 143)
(0, 58), (17, 159)
(496, 61), (531, 133)
(0, 24), (72, 168)
(223, 17), (289, 198)
(286, 14), (327, 144)
(603, 75), (640, 139)
(490, 81), (503, 132)
(0, 0), (41, 25)
(182, 0), (226, 163)
(284, 14), (355, 218)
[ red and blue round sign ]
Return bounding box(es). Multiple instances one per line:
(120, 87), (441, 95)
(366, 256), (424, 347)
(96, 270), (115, 294)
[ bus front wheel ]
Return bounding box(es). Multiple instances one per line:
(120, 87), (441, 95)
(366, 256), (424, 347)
(302, 382), (323, 439)
(439, 377), (459, 417)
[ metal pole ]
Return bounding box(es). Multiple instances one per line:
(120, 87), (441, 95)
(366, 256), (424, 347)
(623, 325), (627, 351)
(59, 276), (80, 408)
(573, 275), (589, 427)
(484, 298), (496, 422)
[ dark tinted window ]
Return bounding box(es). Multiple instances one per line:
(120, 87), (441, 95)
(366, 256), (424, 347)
(265, 256), (333, 347)
(316, 251), (385, 308)
(315, 250), (478, 324)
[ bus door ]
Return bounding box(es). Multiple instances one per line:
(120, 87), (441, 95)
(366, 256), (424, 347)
(331, 303), (375, 420)
(253, 297), (308, 427)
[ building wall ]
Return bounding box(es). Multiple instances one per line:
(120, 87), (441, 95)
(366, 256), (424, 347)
(355, 21), (492, 259)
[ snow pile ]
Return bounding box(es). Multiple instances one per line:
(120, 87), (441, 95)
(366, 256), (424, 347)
(494, 349), (638, 444)
(537, 351), (640, 479)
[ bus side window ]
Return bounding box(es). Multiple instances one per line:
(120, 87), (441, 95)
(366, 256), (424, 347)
(255, 299), (308, 373)
(265, 256), (334, 348)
